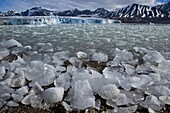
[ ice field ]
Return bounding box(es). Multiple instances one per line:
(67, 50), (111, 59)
(0, 23), (170, 112)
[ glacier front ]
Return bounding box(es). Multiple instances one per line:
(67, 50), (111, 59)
(0, 16), (121, 25)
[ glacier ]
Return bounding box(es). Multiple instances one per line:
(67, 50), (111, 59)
(0, 16), (121, 25)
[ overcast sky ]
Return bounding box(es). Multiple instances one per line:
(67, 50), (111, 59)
(0, 0), (169, 12)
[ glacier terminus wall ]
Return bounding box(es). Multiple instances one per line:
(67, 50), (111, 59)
(0, 16), (121, 25)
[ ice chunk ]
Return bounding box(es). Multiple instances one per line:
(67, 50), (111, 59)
(106, 99), (117, 108)
(7, 61), (21, 72)
(41, 87), (64, 104)
(103, 67), (124, 80)
(148, 108), (157, 113)
(0, 66), (5, 80)
(52, 57), (64, 65)
(44, 63), (56, 71)
(15, 56), (26, 64)
(30, 82), (44, 94)
(143, 51), (165, 63)
(0, 93), (11, 101)
(7, 101), (19, 107)
(0, 48), (9, 58)
(55, 65), (66, 72)
(30, 95), (43, 108)
(66, 65), (78, 75)
(11, 46), (24, 54)
(149, 73), (161, 82)
(117, 105), (138, 113)
(99, 84), (120, 99)
(0, 85), (14, 94)
(112, 49), (134, 65)
(52, 51), (71, 61)
(119, 77), (131, 91)
(12, 94), (24, 102)
(145, 85), (170, 96)
(22, 93), (43, 108)
(29, 69), (56, 86)
(158, 60), (170, 73)
(159, 96), (170, 105)
(91, 52), (108, 62)
(28, 52), (43, 61)
(10, 71), (26, 87)
(116, 93), (128, 105)
(136, 64), (153, 75)
(104, 105), (137, 113)
(62, 101), (73, 112)
(72, 70), (93, 82)
(54, 73), (71, 91)
(0, 72), (14, 86)
(121, 90), (144, 104)
(131, 75), (152, 88)
(87, 67), (103, 78)
(130, 77), (141, 88)
(36, 43), (53, 52)
(0, 99), (6, 108)
(1, 39), (23, 48)
(134, 47), (151, 54)
(15, 86), (29, 95)
(43, 53), (52, 64)
(68, 80), (95, 109)
(21, 94), (34, 105)
(86, 49), (96, 59)
(24, 61), (44, 80)
(89, 78), (119, 94)
(140, 95), (162, 111)
(76, 51), (86, 58)
(69, 57), (82, 68)
(122, 63), (135, 75)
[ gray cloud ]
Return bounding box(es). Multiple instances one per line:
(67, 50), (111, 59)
(0, 0), (157, 12)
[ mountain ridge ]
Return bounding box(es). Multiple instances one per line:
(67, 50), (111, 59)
(104, 3), (169, 18)
(1, 2), (170, 23)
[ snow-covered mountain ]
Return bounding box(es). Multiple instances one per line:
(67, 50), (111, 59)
(93, 8), (110, 18)
(156, 2), (170, 12)
(1, 2), (170, 24)
(155, 2), (170, 15)
(21, 7), (57, 16)
(105, 3), (169, 18)
(19, 2), (170, 18)
(20, 7), (110, 18)
(57, 8), (81, 16)
(57, 8), (110, 18)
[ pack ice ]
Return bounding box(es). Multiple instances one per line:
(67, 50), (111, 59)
(0, 39), (170, 113)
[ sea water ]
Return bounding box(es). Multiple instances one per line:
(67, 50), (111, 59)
(0, 24), (170, 58)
